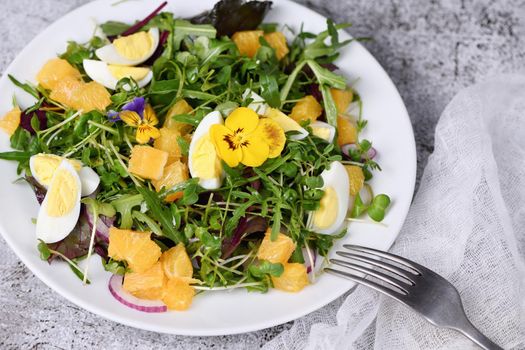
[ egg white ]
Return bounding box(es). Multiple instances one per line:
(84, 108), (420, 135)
(30, 153), (100, 197)
(36, 160), (82, 243)
(83, 59), (153, 90)
(29, 154), (80, 188)
(79, 166), (100, 197)
(310, 121), (336, 143)
(310, 161), (350, 235)
(95, 27), (160, 66)
(242, 89), (268, 115)
(188, 111), (224, 190)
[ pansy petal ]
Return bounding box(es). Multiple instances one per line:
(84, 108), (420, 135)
(143, 104), (159, 126)
(120, 110), (142, 126)
(136, 125), (160, 144)
(122, 96), (145, 117)
(225, 107), (259, 134)
(211, 124), (242, 167)
(107, 110), (120, 122)
(254, 118), (286, 158)
(241, 135), (269, 167)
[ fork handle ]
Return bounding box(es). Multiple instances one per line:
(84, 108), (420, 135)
(456, 319), (503, 350)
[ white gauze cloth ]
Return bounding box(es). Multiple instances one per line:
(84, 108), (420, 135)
(264, 75), (525, 350)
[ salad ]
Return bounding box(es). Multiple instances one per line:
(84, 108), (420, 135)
(0, 0), (390, 312)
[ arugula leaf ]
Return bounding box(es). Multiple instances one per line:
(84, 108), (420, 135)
(100, 21), (130, 36)
(173, 19), (216, 50)
(10, 128), (31, 151)
(302, 20), (353, 60)
(8, 75), (39, 99)
(111, 194), (143, 229)
(136, 187), (185, 243)
(258, 74), (281, 108)
(0, 151), (31, 162)
(177, 136), (190, 156)
(132, 210), (164, 237)
(320, 84), (338, 127)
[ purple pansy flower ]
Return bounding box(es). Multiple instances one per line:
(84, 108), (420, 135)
(108, 97), (146, 122)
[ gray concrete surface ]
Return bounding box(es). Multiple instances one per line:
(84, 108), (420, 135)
(1, 0), (524, 349)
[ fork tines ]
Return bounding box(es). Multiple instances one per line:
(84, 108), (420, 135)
(326, 244), (422, 299)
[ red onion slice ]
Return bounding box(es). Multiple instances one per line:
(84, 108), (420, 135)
(366, 147), (377, 159)
(303, 246), (318, 274)
(108, 274), (167, 313)
(341, 143), (377, 160)
(84, 208), (113, 243)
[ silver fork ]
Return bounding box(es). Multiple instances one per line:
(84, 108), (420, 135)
(325, 244), (503, 350)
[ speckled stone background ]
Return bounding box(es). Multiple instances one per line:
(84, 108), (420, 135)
(1, 0), (524, 349)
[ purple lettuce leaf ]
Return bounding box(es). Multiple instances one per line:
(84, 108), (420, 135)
(190, 0), (272, 37)
(222, 216), (267, 259)
(144, 30), (169, 66)
(47, 206), (109, 262)
(20, 109), (47, 135)
(25, 176), (46, 204)
(47, 206), (92, 261)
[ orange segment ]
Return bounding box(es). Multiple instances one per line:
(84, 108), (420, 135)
(49, 77), (83, 108)
(50, 78), (111, 112)
(232, 30), (264, 58)
(160, 243), (193, 281)
(336, 116), (357, 146)
(263, 32), (289, 60)
(162, 278), (195, 311)
(72, 81), (112, 112)
(128, 145), (169, 180)
(330, 88), (354, 114)
(257, 230), (296, 264)
(290, 95), (323, 123)
(233, 30), (289, 60)
(272, 263), (308, 292)
(153, 128), (183, 164)
(108, 227), (140, 261)
(344, 165), (365, 196)
(108, 227), (161, 273)
(164, 99), (193, 135)
(123, 261), (166, 300)
(0, 107), (21, 136)
(152, 160), (189, 192)
(165, 191), (184, 203)
(37, 58), (82, 90)
(127, 239), (162, 273)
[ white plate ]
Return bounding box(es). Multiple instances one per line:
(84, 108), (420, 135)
(0, 0), (416, 336)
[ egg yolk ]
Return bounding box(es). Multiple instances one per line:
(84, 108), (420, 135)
(192, 135), (222, 180)
(108, 65), (150, 81)
(311, 125), (332, 141)
(113, 31), (153, 60)
(313, 186), (339, 229)
(32, 154), (81, 187)
(46, 168), (78, 217)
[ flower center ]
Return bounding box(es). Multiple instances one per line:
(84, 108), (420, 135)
(223, 128), (250, 150)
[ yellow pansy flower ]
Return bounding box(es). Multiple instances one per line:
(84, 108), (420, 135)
(210, 107), (285, 167)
